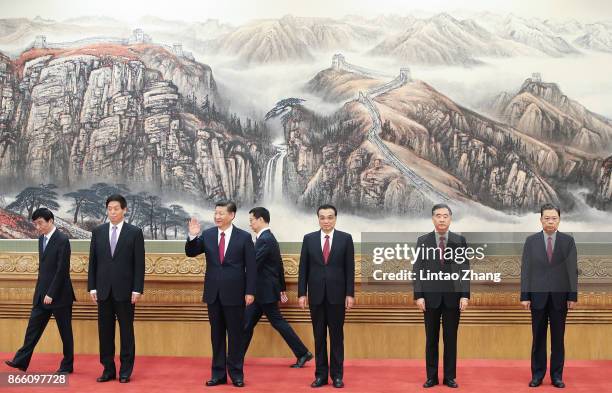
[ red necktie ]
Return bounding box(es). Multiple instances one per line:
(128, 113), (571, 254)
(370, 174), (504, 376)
(219, 232), (225, 264)
(438, 236), (446, 266)
(546, 236), (553, 264)
(323, 235), (330, 264)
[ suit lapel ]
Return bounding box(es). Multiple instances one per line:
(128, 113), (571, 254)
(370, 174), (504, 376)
(316, 231), (325, 264)
(327, 231), (340, 264)
(224, 226), (240, 260)
(551, 232), (562, 264)
(38, 235), (44, 262)
(100, 223), (111, 259)
(425, 232), (439, 263)
(112, 223), (129, 260)
(210, 229), (222, 265)
(41, 230), (58, 260)
(538, 231), (550, 264)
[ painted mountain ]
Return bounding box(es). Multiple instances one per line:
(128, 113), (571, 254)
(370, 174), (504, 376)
(0, 42), (272, 201)
(296, 62), (610, 214)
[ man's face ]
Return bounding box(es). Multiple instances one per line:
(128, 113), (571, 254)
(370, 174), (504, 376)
(107, 201), (126, 224)
(33, 218), (53, 236)
(432, 208), (452, 233)
(540, 209), (560, 233)
(318, 209), (337, 233)
(248, 213), (264, 233)
(215, 206), (235, 229)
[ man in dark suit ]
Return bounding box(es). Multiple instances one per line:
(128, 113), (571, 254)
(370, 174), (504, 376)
(521, 203), (578, 389)
(412, 203), (470, 389)
(5, 208), (75, 374)
(88, 194), (145, 384)
(298, 204), (355, 388)
(186, 200), (256, 388)
(243, 207), (312, 367)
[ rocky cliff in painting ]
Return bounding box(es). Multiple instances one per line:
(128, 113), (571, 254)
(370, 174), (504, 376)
(0, 43), (263, 204)
(291, 66), (610, 214)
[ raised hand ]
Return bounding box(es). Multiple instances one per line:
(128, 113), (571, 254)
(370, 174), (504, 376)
(188, 217), (201, 237)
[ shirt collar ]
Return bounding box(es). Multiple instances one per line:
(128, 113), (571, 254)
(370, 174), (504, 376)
(321, 229), (335, 239)
(110, 220), (124, 231)
(219, 224), (233, 237)
(256, 227), (270, 238)
(45, 226), (57, 240)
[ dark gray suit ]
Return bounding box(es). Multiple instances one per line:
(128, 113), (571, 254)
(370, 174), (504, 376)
(520, 230), (578, 381)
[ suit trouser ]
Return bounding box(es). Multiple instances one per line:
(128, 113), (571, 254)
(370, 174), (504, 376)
(309, 298), (345, 380)
(208, 298), (245, 381)
(13, 304), (73, 370)
(243, 301), (308, 358)
(97, 293), (135, 377)
(530, 295), (567, 381)
(423, 305), (460, 380)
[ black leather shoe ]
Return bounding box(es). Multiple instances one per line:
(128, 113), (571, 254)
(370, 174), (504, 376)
(529, 379), (543, 387)
(552, 380), (565, 388)
(333, 378), (344, 388)
(206, 377), (227, 386)
(232, 379), (244, 387)
(311, 378), (328, 388)
(4, 360), (27, 372)
(119, 376), (130, 383)
(96, 373), (116, 382)
(423, 379), (439, 388)
(291, 352), (314, 368)
(55, 367), (73, 374)
(443, 378), (458, 388)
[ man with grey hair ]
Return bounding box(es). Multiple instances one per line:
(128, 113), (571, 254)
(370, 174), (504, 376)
(412, 203), (470, 389)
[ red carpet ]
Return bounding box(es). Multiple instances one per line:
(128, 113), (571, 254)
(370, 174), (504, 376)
(1, 353), (610, 392)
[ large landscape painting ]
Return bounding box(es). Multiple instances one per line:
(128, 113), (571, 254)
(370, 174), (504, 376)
(0, 1), (611, 240)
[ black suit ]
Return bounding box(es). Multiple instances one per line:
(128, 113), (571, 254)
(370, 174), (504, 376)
(186, 225), (256, 381)
(11, 229), (75, 371)
(520, 231), (578, 381)
(412, 231), (470, 381)
(88, 222), (145, 378)
(243, 229), (308, 358)
(298, 229), (355, 380)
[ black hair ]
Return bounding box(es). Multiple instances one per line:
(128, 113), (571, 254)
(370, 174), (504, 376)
(249, 207), (270, 223)
(216, 200), (237, 213)
(317, 204), (337, 217)
(106, 194), (127, 209)
(32, 208), (54, 222)
(540, 203), (561, 217)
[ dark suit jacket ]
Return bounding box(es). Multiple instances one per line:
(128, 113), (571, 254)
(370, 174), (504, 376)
(185, 226), (256, 306)
(520, 231), (578, 310)
(298, 229), (355, 305)
(34, 229), (75, 309)
(87, 222), (146, 302)
(412, 231), (471, 309)
(254, 229), (286, 304)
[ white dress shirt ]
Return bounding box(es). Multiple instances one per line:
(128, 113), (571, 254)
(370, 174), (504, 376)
(43, 226), (57, 251)
(320, 229), (335, 251)
(217, 225), (233, 258)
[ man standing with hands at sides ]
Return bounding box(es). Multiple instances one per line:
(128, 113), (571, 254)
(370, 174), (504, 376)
(298, 204), (355, 389)
(412, 203), (470, 389)
(521, 204), (578, 389)
(88, 195), (145, 384)
(5, 208), (75, 374)
(186, 201), (256, 388)
(244, 207), (313, 368)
